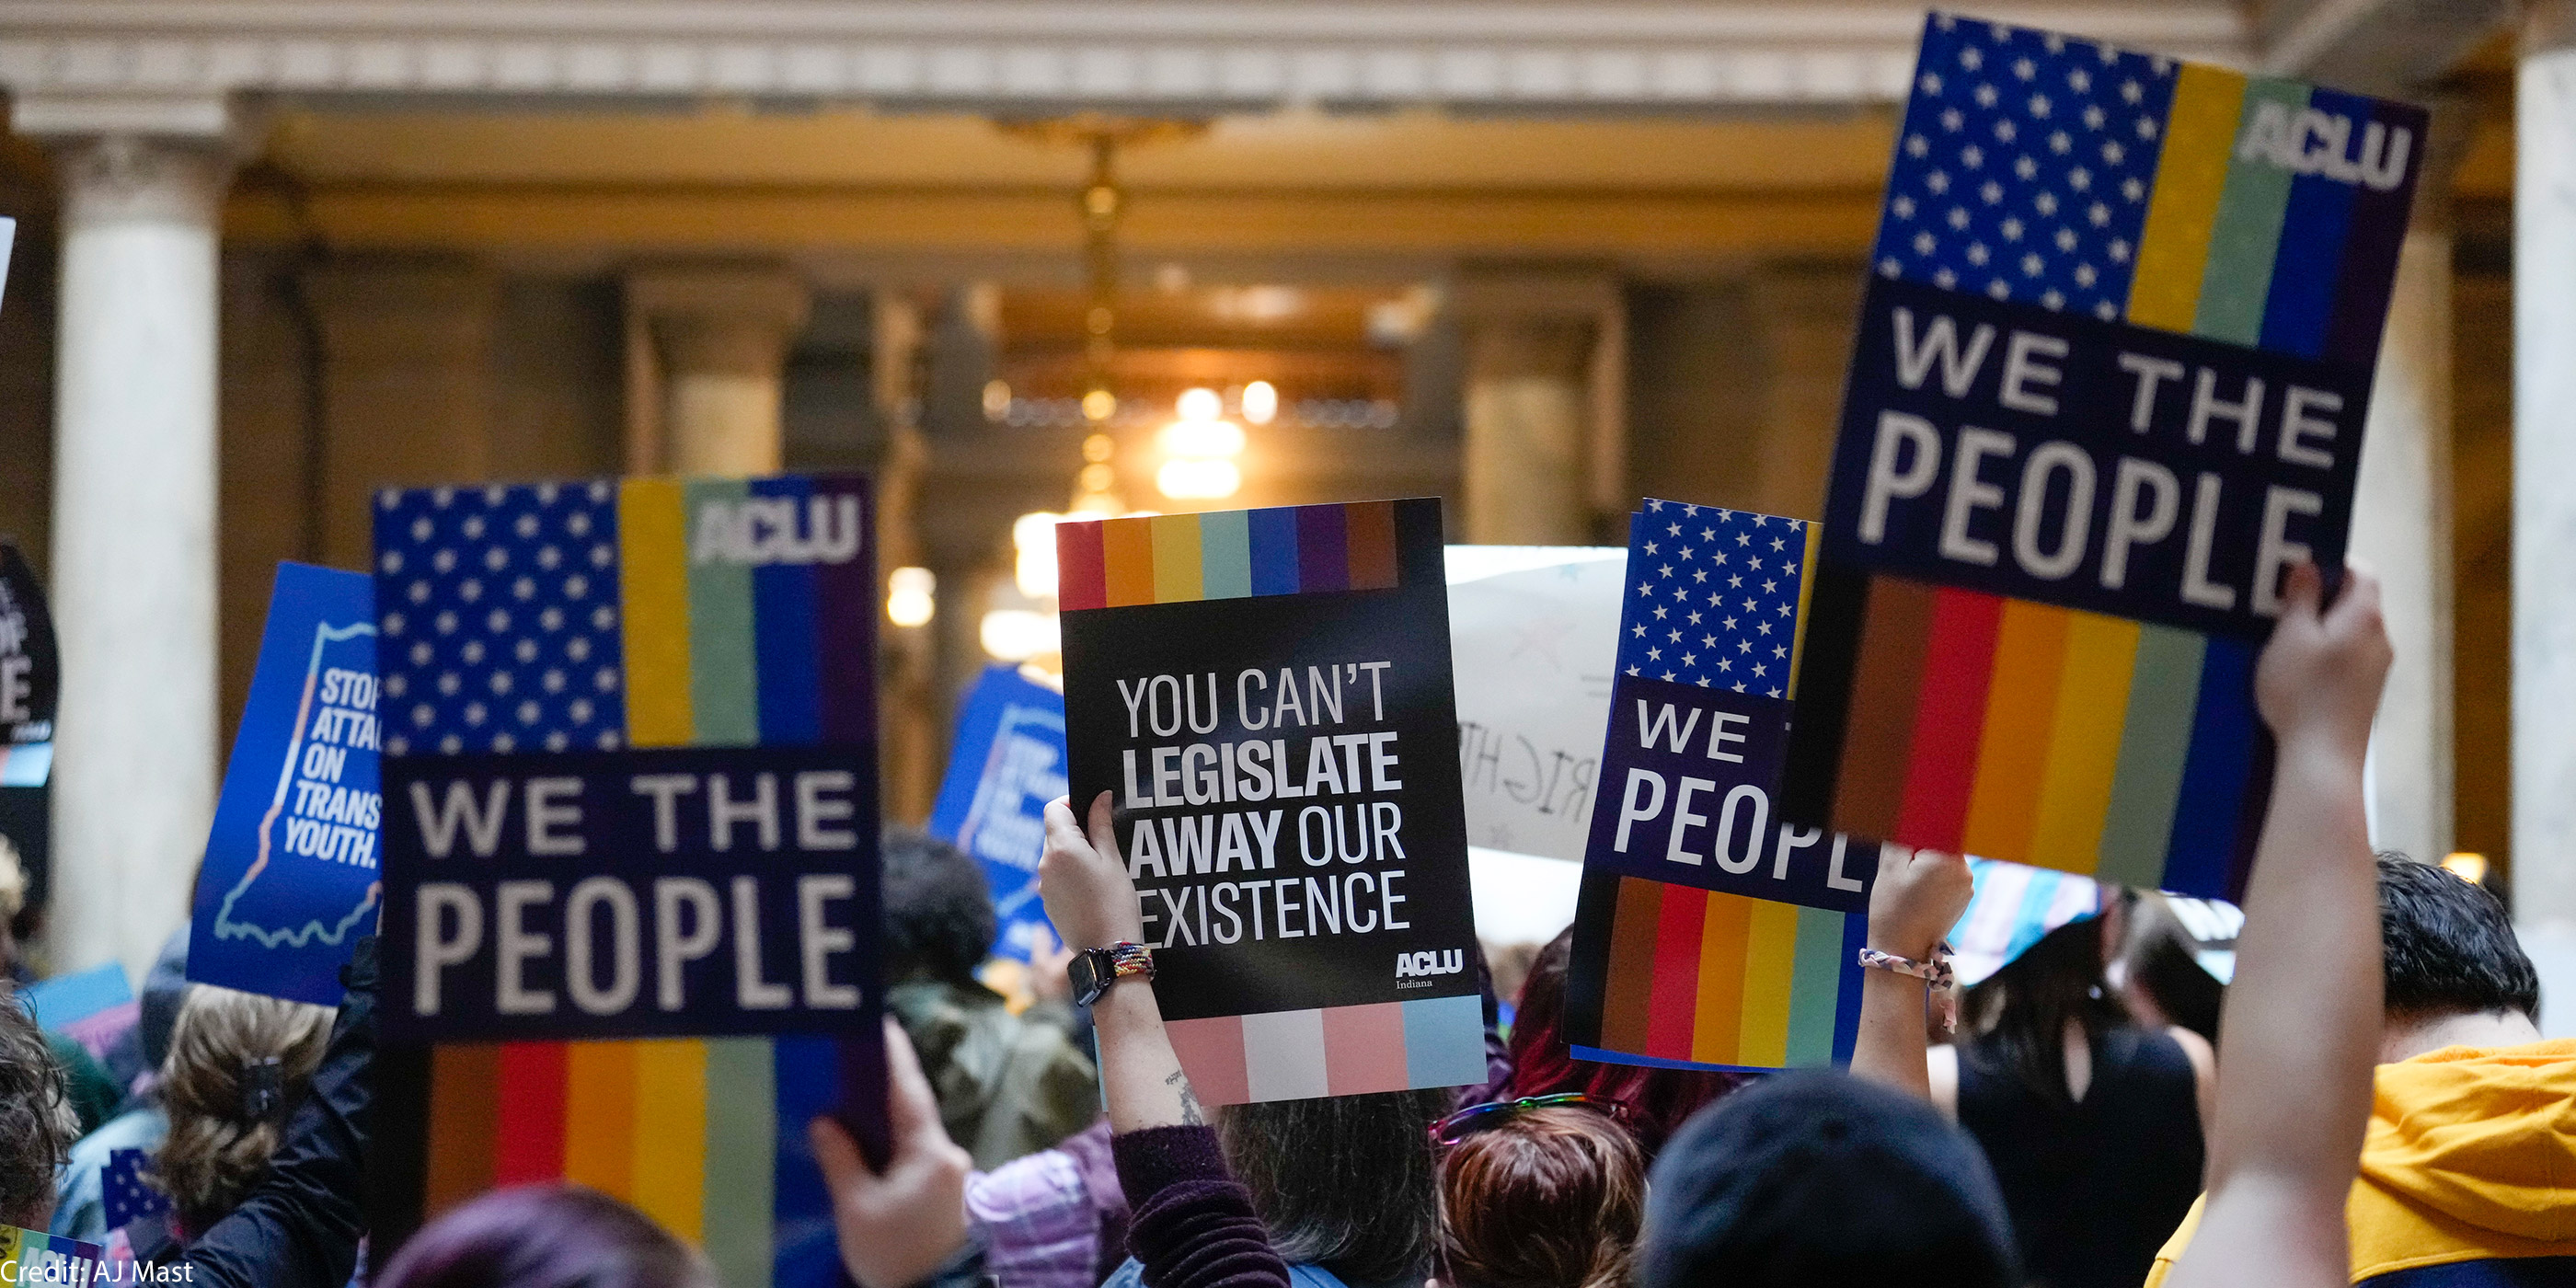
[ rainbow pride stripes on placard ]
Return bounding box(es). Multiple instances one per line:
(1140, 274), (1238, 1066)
(2122, 65), (2416, 363)
(374, 476), (878, 1288)
(418, 1038), (845, 1288)
(1056, 502), (1400, 610)
(1163, 995), (1487, 1103)
(1580, 878), (1863, 1070)
(1824, 576), (2260, 896)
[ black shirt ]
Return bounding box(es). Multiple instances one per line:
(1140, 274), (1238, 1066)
(1956, 1025), (2204, 1288)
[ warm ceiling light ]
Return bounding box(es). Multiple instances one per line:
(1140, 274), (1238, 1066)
(1176, 387), (1223, 422)
(981, 608), (1061, 661)
(1241, 380), (1278, 425)
(2442, 852), (2490, 884)
(1157, 459), (1242, 500)
(1158, 419), (1245, 459)
(1013, 512), (1064, 600)
(1082, 389), (1118, 421)
(982, 379), (1011, 421)
(886, 567), (936, 627)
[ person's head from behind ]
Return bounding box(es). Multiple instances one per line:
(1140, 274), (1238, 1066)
(1960, 908), (2128, 1101)
(1639, 1071), (2018, 1288)
(2377, 853), (2540, 1053)
(1436, 1105), (1644, 1288)
(1218, 1087), (1451, 1284)
(881, 825), (995, 986)
(0, 990), (74, 1229)
(157, 983), (333, 1233)
(375, 1184), (714, 1288)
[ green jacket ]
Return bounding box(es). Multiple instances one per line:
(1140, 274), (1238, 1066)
(888, 978), (1099, 1169)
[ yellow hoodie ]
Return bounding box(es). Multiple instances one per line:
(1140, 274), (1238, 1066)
(2145, 1039), (2576, 1284)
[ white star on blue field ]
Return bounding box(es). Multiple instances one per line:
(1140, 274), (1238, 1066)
(1871, 14), (2177, 320)
(1616, 500), (1807, 697)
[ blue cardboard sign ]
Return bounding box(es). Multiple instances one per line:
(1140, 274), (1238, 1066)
(189, 563), (382, 1006)
(379, 746), (880, 1043)
(927, 665), (1067, 961)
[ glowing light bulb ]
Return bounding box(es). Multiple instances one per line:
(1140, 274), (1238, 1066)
(1157, 459), (1242, 500)
(1157, 419), (1245, 459)
(1013, 512), (1064, 599)
(980, 609), (1061, 661)
(1176, 387), (1223, 422)
(886, 567), (936, 627)
(1241, 380), (1278, 425)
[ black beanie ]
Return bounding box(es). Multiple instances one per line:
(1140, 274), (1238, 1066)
(1639, 1070), (2021, 1288)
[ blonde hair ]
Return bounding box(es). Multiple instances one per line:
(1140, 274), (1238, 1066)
(155, 985), (332, 1232)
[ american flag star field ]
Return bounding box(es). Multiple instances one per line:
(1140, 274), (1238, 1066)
(1615, 500), (1821, 698)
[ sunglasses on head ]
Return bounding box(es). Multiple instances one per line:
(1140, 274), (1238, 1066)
(1429, 1092), (1633, 1147)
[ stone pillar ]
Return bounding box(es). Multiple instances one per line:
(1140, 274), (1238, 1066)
(15, 99), (232, 982)
(300, 260), (497, 569)
(1748, 264), (1865, 522)
(626, 267), (810, 477)
(872, 293), (941, 825)
(1454, 272), (1623, 545)
(2352, 221), (2455, 865)
(2521, 5), (2576, 932)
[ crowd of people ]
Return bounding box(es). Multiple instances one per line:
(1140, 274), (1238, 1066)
(0, 560), (2569, 1288)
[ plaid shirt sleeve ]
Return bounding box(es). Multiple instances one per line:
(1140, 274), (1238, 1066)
(967, 1146), (1102, 1288)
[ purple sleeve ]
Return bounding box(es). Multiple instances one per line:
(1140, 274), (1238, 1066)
(1110, 1126), (1291, 1288)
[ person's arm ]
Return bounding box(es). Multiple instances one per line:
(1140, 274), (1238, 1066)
(1848, 845), (1974, 1102)
(1041, 792), (1289, 1288)
(2165, 561), (2389, 1288)
(181, 937), (376, 1288)
(811, 1019), (977, 1288)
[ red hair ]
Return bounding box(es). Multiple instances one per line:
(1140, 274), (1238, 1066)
(1437, 1107), (1644, 1288)
(1499, 928), (1745, 1158)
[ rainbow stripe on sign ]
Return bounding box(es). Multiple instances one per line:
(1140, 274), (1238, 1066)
(419, 1037), (845, 1288)
(0, 1225), (102, 1284)
(1056, 502), (1401, 610)
(1823, 577), (2260, 894)
(374, 477), (876, 1288)
(1584, 878), (1864, 1070)
(1164, 995), (1488, 1103)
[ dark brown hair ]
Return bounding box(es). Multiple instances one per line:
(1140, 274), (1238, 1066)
(0, 991), (73, 1228)
(1217, 1087), (1450, 1283)
(1437, 1107), (1646, 1288)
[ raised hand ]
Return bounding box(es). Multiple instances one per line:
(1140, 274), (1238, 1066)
(811, 1019), (972, 1288)
(1040, 791), (1146, 951)
(1868, 845), (1974, 961)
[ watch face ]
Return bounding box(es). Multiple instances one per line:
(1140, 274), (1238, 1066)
(1068, 950), (1104, 1005)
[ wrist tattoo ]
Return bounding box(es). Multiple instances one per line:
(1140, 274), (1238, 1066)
(1164, 1068), (1207, 1126)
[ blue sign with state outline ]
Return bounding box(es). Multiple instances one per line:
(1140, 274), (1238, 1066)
(189, 562), (383, 1006)
(927, 665), (1067, 961)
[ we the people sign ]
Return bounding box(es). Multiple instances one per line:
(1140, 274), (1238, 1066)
(366, 477), (883, 1288)
(1785, 15), (2427, 898)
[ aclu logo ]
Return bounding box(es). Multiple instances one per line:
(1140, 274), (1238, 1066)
(1396, 949), (1466, 980)
(692, 495), (864, 567)
(2234, 101), (2411, 191)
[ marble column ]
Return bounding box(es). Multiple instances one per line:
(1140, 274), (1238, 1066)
(17, 106), (231, 982)
(2520, 5), (2576, 933)
(2352, 225), (2455, 866)
(626, 267), (811, 477)
(1454, 272), (1623, 545)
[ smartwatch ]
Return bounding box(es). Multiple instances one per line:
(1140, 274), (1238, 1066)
(1068, 942), (1156, 1007)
